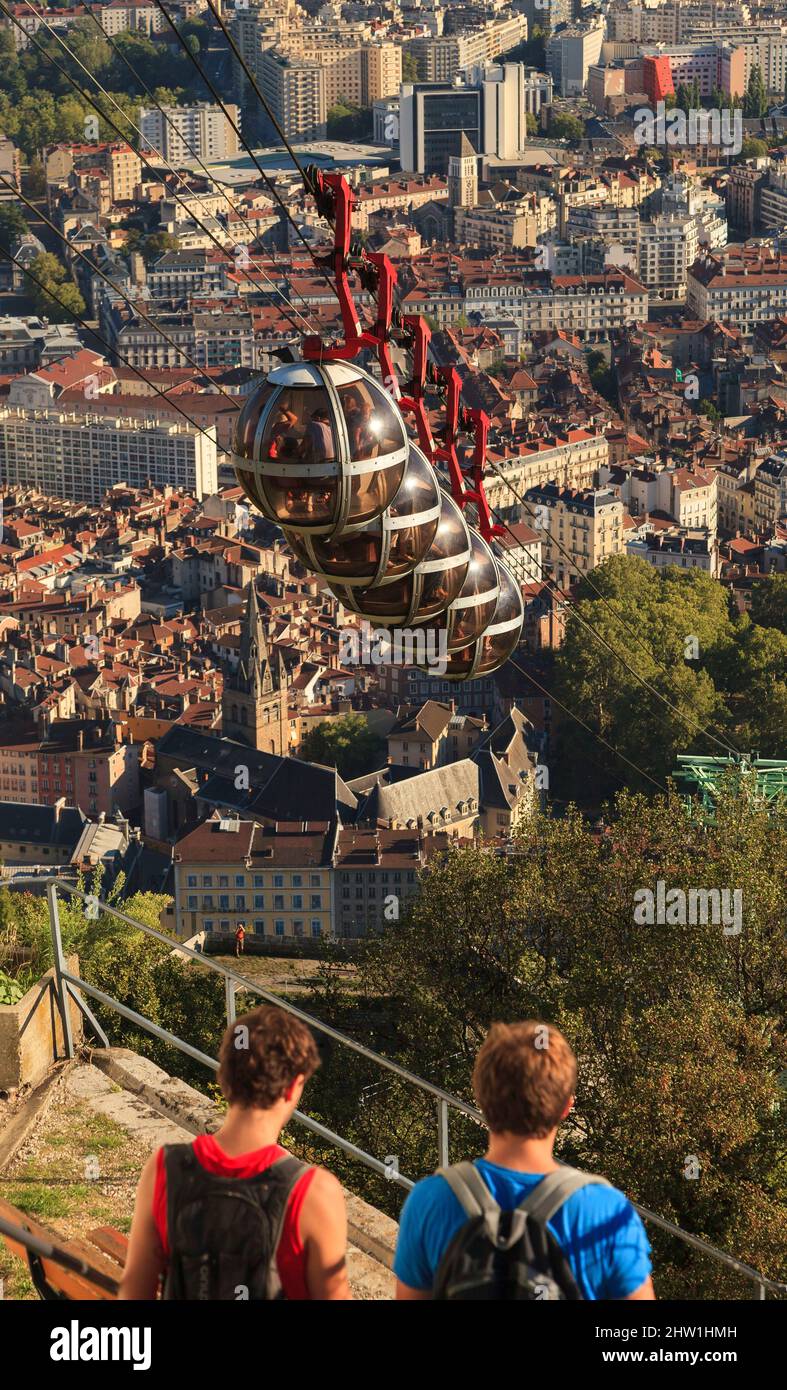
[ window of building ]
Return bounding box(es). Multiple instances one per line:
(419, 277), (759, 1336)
(274, 920), (285, 936)
(292, 894), (302, 910)
(273, 874), (284, 888)
(311, 920), (321, 938)
(188, 896), (197, 909)
(187, 875), (197, 887)
(274, 894), (284, 910)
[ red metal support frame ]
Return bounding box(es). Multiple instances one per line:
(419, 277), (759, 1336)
(300, 169), (500, 540)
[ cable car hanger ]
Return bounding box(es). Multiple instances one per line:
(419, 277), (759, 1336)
(302, 169), (504, 544)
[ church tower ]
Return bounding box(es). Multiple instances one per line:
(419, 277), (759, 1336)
(221, 582), (289, 755)
(448, 132), (478, 210)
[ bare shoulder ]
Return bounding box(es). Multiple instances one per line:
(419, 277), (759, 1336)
(304, 1165), (345, 1204)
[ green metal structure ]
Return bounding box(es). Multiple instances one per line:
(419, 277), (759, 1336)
(673, 753), (787, 813)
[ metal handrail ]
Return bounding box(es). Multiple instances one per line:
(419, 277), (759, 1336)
(8, 874), (784, 1297)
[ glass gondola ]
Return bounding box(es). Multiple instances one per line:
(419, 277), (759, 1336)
(426, 555), (524, 680)
(283, 442), (440, 588)
(232, 360), (408, 539)
(330, 489), (471, 627)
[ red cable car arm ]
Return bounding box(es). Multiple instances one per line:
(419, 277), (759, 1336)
(301, 170), (500, 539)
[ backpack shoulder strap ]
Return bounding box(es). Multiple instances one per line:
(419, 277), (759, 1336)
(437, 1162), (500, 1220)
(516, 1166), (611, 1226)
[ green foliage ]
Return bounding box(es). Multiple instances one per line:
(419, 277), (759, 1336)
(300, 713), (385, 780)
(749, 574), (787, 634)
(547, 112), (585, 144)
(124, 227), (180, 266)
(699, 399), (721, 421)
(401, 50), (419, 84)
(326, 102), (372, 141)
(743, 65), (768, 119)
(525, 112), (539, 137)
(0, 18), (206, 156)
(0, 968), (23, 1005)
(23, 252), (86, 323)
(585, 348), (617, 405)
(313, 787), (787, 1297)
(0, 201), (28, 247)
(738, 137), (769, 162)
(549, 555), (785, 802)
(0, 876), (225, 1087)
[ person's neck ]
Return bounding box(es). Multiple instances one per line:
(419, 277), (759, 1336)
(214, 1105), (285, 1157)
(485, 1130), (559, 1175)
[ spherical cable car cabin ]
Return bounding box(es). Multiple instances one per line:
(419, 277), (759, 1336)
(429, 526), (500, 652)
(233, 361), (408, 540)
(427, 555), (524, 681)
(331, 488), (471, 628)
(284, 442), (441, 589)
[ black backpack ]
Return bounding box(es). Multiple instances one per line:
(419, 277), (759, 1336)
(162, 1143), (310, 1301)
(432, 1161), (611, 1301)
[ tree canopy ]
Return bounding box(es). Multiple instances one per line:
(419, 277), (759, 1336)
(548, 555), (787, 802)
(300, 713), (385, 780)
(24, 252), (86, 322)
(304, 785), (787, 1298)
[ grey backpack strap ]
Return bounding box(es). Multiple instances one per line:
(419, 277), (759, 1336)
(437, 1161), (500, 1220)
(438, 1162), (517, 1247)
(517, 1166), (611, 1226)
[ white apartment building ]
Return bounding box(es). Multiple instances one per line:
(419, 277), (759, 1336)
(404, 16), (528, 84)
(638, 215), (701, 300)
(97, 1), (165, 37)
(687, 249), (787, 335)
(485, 430), (610, 517)
(521, 482), (625, 585)
(0, 405), (218, 504)
(139, 103), (241, 164)
(259, 49), (327, 143)
(754, 454), (787, 531)
(546, 21), (605, 97)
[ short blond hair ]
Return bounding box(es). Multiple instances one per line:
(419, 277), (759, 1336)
(473, 1021), (577, 1138)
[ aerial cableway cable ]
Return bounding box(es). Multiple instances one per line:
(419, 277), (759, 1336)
(75, 0), (320, 332)
(0, 172), (242, 403)
(148, 0), (339, 298)
(0, 240), (229, 448)
(6, 0), (316, 340)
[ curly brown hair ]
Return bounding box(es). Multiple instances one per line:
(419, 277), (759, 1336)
(473, 1021), (577, 1138)
(217, 1004), (321, 1110)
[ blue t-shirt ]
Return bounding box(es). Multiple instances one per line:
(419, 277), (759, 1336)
(394, 1159), (652, 1300)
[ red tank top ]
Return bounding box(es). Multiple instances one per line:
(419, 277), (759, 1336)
(152, 1134), (316, 1300)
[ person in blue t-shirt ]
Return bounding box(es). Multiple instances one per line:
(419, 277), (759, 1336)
(394, 1020), (655, 1301)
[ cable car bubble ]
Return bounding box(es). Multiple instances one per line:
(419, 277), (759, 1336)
(232, 360), (408, 539)
(429, 526), (500, 652)
(417, 554), (524, 681)
(330, 488), (471, 628)
(283, 441), (440, 588)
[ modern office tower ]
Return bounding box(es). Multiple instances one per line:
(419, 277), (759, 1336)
(400, 63), (526, 175)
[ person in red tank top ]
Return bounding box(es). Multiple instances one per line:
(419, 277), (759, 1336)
(119, 1004), (351, 1301)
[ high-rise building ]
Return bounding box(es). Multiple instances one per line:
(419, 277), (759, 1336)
(139, 103), (241, 163)
(259, 49), (327, 144)
(546, 21), (605, 97)
(400, 63), (526, 175)
(0, 395), (217, 504)
(404, 15), (528, 83)
(221, 582), (290, 755)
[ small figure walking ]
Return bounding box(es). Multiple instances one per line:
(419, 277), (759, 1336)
(234, 922), (246, 958)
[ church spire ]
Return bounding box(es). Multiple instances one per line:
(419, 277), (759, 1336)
(236, 580), (274, 696)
